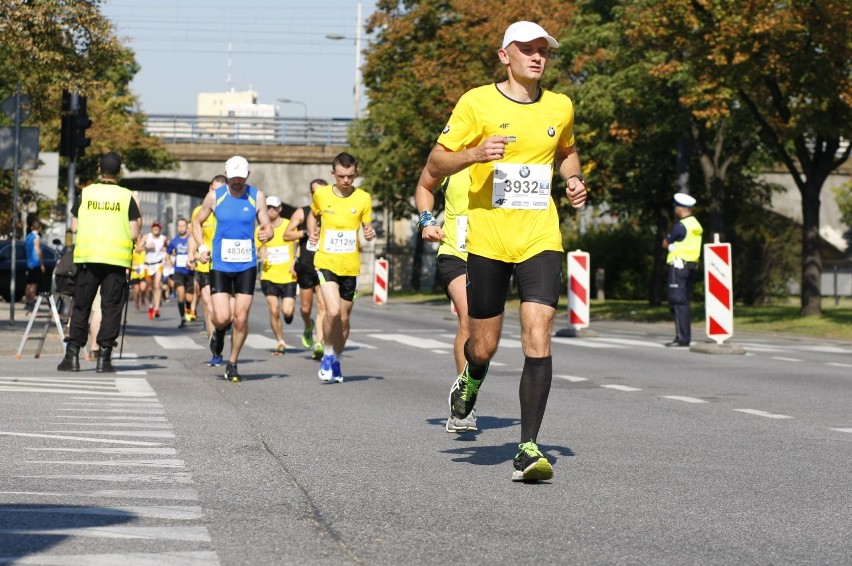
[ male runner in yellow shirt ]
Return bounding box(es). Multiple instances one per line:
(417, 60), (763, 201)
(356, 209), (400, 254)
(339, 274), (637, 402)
(256, 195), (297, 354)
(415, 21), (588, 482)
(307, 152), (376, 383)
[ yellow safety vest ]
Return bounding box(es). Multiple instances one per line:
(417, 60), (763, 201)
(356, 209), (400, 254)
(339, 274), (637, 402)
(74, 183), (134, 267)
(667, 215), (703, 264)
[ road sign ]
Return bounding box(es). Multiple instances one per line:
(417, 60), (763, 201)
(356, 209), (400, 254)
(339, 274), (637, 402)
(0, 126), (39, 170)
(1, 94), (31, 121)
(704, 239), (734, 344)
(567, 250), (590, 330)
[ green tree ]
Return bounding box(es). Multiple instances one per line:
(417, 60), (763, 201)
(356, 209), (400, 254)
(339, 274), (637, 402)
(0, 0), (174, 233)
(624, 0), (852, 316)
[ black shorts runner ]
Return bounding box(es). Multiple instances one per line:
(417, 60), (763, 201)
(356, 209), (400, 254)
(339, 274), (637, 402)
(316, 269), (358, 302)
(466, 251), (562, 319)
(210, 268), (257, 296)
(436, 255), (467, 299)
(295, 260), (320, 289)
(172, 272), (192, 289)
(195, 271), (210, 289)
(260, 280), (297, 299)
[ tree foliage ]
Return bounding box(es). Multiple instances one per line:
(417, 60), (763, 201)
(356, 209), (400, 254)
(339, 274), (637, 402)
(0, 0), (175, 234)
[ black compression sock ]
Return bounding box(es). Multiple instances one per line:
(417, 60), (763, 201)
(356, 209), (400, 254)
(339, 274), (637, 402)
(463, 340), (489, 381)
(519, 356), (553, 443)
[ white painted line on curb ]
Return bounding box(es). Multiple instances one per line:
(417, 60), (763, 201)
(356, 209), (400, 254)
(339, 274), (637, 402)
(601, 384), (641, 392)
(734, 409), (793, 419)
(661, 395), (708, 404)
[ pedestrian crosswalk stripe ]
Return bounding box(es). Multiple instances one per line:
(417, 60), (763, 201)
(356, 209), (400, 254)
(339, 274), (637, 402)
(0, 432), (163, 445)
(0, 526), (211, 542)
(661, 395), (707, 404)
(153, 335), (203, 350)
(26, 447), (177, 455)
(45, 430), (175, 438)
(734, 409), (793, 419)
(17, 473), (193, 483)
(244, 333), (279, 350)
(555, 374), (588, 382)
(369, 333), (454, 350)
(0, 551), (220, 565)
(24, 459), (185, 468)
(596, 337), (665, 348)
(552, 337), (624, 349)
(601, 384), (641, 392)
(0, 488), (199, 500)
(0, 505), (203, 520)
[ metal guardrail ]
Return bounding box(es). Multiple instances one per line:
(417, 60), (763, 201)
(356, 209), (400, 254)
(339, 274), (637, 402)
(145, 114), (352, 146)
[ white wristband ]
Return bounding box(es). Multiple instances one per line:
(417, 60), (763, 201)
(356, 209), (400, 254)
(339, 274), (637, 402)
(197, 244), (209, 255)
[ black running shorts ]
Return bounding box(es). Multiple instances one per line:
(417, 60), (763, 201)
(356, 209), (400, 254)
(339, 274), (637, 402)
(466, 251), (562, 319)
(316, 269), (358, 302)
(437, 255), (467, 299)
(210, 268), (257, 296)
(260, 280), (297, 299)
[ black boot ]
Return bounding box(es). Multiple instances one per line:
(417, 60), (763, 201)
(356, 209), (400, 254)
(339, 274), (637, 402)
(57, 343), (80, 372)
(96, 346), (115, 373)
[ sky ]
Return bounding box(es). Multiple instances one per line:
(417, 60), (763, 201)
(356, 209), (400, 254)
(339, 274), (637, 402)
(100, 0), (378, 119)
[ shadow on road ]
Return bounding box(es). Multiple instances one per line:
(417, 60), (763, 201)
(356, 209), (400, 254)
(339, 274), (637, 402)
(0, 503), (134, 560)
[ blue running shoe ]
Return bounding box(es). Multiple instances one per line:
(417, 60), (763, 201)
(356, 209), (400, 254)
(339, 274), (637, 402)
(331, 359), (343, 383)
(318, 354), (334, 382)
(207, 355), (223, 367)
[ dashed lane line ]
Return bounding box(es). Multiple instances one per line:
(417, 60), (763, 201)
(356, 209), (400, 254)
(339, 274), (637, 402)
(551, 337), (625, 349)
(825, 362), (852, 368)
(555, 374), (588, 382)
(771, 356), (802, 363)
(831, 428), (852, 433)
(661, 395), (708, 404)
(734, 409), (794, 419)
(600, 384), (642, 392)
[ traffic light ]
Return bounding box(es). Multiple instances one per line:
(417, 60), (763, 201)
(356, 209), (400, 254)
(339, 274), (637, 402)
(58, 91), (93, 160)
(73, 96), (92, 160)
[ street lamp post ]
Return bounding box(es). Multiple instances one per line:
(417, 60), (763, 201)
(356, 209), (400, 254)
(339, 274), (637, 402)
(325, 1), (363, 118)
(276, 98), (308, 119)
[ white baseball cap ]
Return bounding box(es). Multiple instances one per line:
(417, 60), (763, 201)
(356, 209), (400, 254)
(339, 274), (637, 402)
(266, 195), (282, 208)
(502, 21), (559, 49)
(225, 155), (250, 179)
(674, 192), (697, 208)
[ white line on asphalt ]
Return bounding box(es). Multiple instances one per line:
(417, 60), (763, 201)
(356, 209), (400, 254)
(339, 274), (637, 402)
(738, 343), (786, 353)
(45, 430), (175, 438)
(47, 422), (173, 428)
(341, 339), (378, 350)
(59, 409), (165, 414)
(498, 338), (523, 348)
(369, 333), (455, 350)
(244, 333), (279, 350)
(0, 505), (203, 520)
(596, 337), (665, 348)
(771, 357), (802, 362)
(0, 377), (113, 386)
(734, 409), (794, 419)
(830, 428), (852, 433)
(825, 362), (852, 368)
(17, 473), (193, 483)
(52, 416), (167, 421)
(0, 551), (220, 565)
(23, 459), (185, 468)
(0, 526), (211, 542)
(601, 384), (642, 392)
(0, 432), (162, 445)
(0, 489), (198, 500)
(430, 350), (450, 355)
(795, 345), (852, 354)
(26, 447), (177, 455)
(153, 335), (203, 350)
(63, 401), (161, 405)
(555, 374), (588, 382)
(552, 337), (625, 349)
(116, 370), (149, 375)
(0, 387), (151, 397)
(661, 395), (708, 404)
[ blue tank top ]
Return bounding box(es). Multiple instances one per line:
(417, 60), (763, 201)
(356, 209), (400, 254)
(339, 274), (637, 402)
(212, 184), (258, 273)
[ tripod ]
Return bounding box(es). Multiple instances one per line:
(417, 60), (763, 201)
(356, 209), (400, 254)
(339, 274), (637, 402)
(16, 292), (65, 359)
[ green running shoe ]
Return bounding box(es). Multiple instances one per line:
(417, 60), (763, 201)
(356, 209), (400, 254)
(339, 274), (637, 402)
(301, 319), (315, 349)
(448, 364), (486, 420)
(512, 440), (553, 482)
(312, 342), (324, 361)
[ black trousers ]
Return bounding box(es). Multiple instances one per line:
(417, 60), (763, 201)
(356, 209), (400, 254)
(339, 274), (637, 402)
(667, 264), (695, 344)
(67, 263), (128, 349)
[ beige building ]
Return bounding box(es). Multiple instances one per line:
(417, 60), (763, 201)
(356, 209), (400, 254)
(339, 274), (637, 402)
(196, 89), (275, 118)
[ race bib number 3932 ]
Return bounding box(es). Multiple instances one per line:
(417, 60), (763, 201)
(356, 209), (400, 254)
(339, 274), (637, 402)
(492, 162), (552, 210)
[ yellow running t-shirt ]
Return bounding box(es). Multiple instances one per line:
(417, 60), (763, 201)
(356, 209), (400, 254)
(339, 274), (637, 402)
(311, 185), (373, 277)
(256, 219), (296, 284)
(437, 169), (470, 261)
(437, 83), (575, 262)
(191, 204), (217, 274)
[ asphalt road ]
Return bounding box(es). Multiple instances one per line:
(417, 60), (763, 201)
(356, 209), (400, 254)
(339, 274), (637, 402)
(1, 297), (850, 565)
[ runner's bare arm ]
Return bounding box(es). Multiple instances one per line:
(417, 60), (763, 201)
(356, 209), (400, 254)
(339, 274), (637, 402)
(556, 145), (587, 210)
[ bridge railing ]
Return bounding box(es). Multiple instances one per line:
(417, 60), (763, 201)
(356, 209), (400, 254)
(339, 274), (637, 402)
(144, 114), (352, 146)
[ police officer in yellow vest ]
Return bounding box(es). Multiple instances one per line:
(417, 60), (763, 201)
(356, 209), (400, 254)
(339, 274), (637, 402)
(663, 192), (703, 347)
(58, 152), (142, 373)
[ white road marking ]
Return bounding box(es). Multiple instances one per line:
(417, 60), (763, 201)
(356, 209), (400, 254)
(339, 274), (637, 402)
(555, 374), (588, 382)
(430, 350), (450, 355)
(44, 430), (175, 438)
(153, 335), (203, 350)
(734, 409), (794, 419)
(369, 333), (454, 350)
(48, 422), (173, 428)
(0, 551), (220, 565)
(795, 345), (852, 354)
(117, 370), (149, 375)
(59, 409), (164, 414)
(0, 387), (148, 397)
(244, 333), (280, 350)
(0, 489), (198, 500)
(738, 343), (786, 353)
(596, 337), (665, 348)
(771, 357), (802, 362)
(830, 428), (852, 433)
(63, 401), (161, 406)
(552, 337), (625, 349)
(341, 339), (378, 350)
(23, 459), (185, 468)
(498, 338), (523, 348)
(0, 526), (210, 542)
(0, 377), (114, 386)
(0, 505), (202, 520)
(661, 395), (708, 404)
(17, 473), (193, 483)
(26, 447), (177, 455)
(0, 432), (162, 445)
(601, 384), (641, 392)
(52, 416), (167, 421)
(825, 362), (852, 368)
